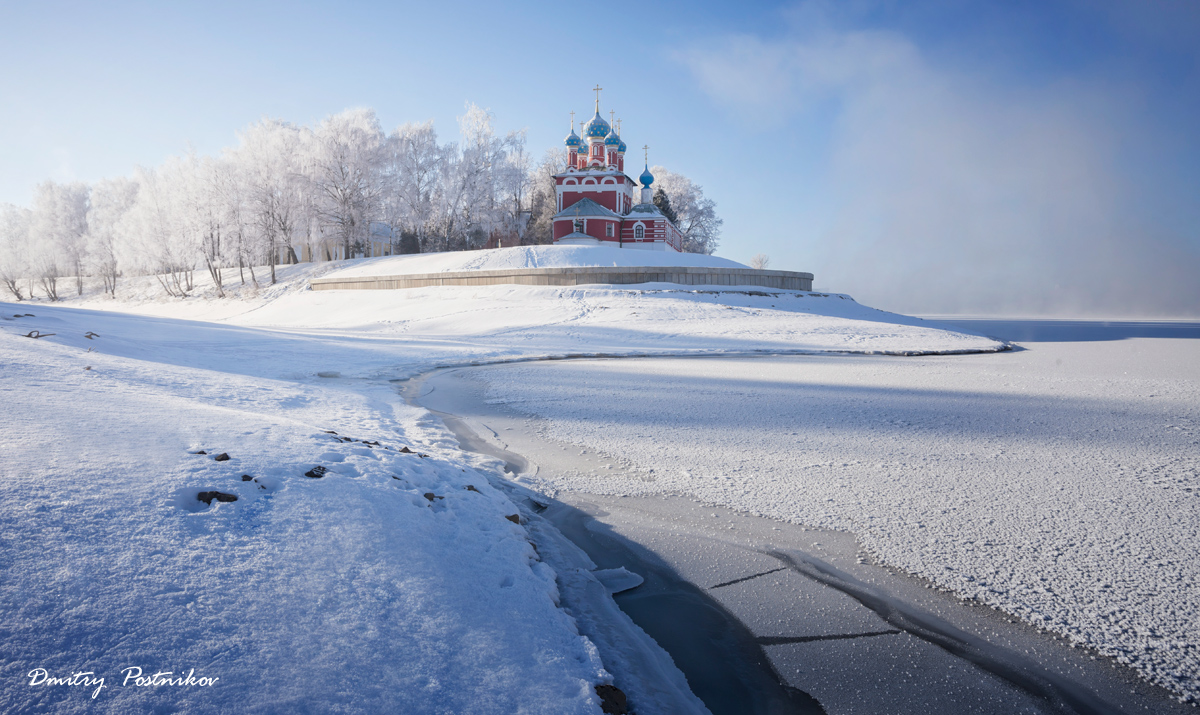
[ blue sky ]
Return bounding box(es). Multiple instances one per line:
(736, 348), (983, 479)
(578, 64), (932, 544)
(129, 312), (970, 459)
(2, 0), (1198, 315)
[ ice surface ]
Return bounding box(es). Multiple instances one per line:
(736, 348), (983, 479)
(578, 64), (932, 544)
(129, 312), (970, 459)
(472, 345), (1200, 703)
(593, 567), (645, 594)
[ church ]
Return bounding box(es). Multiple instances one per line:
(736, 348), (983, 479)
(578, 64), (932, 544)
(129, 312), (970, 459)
(552, 89), (684, 252)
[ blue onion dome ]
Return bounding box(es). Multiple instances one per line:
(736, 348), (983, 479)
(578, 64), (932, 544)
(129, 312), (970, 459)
(604, 128), (621, 147)
(584, 112), (610, 139)
(639, 164), (654, 187)
(617, 138), (627, 153)
(564, 128), (581, 148)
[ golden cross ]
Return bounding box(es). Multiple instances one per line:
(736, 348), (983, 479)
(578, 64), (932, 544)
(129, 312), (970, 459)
(643, 144), (649, 163)
(569, 110), (575, 131)
(617, 119), (622, 135)
(593, 84), (603, 111)
(609, 110), (615, 128)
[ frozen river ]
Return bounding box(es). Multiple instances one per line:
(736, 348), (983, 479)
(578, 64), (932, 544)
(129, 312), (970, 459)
(414, 321), (1200, 713)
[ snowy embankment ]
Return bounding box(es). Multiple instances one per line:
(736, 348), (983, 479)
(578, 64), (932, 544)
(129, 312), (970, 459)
(319, 244), (751, 278)
(0, 303), (712, 714)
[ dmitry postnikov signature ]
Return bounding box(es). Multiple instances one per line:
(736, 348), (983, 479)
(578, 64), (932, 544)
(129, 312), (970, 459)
(27, 666), (219, 699)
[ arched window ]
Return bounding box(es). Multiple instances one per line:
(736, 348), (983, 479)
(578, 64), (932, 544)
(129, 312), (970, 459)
(634, 224), (644, 239)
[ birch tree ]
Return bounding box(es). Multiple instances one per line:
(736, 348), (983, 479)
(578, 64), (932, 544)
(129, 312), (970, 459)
(0, 204), (32, 300)
(233, 119), (306, 283)
(310, 109), (385, 260)
(120, 165), (195, 297)
(29, 181), (90, 299)
(383, 120), (443, 251)
(87, 177), (138, 296)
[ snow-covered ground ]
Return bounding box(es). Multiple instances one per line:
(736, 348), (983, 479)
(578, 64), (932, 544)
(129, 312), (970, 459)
(1, 250), (1010, 713)
(468, 342), (1200, 703)
(0, 306), (637, 713)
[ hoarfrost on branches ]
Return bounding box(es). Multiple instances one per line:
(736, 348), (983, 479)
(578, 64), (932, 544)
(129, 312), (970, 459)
(650, 166), (723, 255)
(2, 105), (723, 298)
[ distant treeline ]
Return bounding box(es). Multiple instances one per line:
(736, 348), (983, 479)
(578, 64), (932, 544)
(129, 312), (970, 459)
(0, 105), (721, 301)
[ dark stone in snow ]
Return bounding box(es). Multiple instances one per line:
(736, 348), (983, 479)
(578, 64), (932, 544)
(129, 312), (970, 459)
(241, 475), (254, 481)
(213, 453), (230, 462)
(323, 430), (338, 435)
(305, 466), (328, 478)
(594, 684), (628, 714)
(505, 514), (521, 524)
(399, 446), (414, 453)
(192, 450), (207, 455)
(424, 492), (443, 501)
(197, 491), (238, 506)
(465, 485), (480, 493)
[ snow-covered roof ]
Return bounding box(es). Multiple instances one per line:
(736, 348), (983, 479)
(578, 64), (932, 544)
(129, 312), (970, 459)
(553, 198), (620, 220)
(627, 203), (666, 219)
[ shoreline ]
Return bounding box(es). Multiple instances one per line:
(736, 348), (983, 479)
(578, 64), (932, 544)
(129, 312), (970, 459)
(402, 360), (1192, 715)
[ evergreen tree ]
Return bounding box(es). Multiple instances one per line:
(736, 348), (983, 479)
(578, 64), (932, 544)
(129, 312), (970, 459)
(399, 230), (420, 254)
(653, 187), (678, 224)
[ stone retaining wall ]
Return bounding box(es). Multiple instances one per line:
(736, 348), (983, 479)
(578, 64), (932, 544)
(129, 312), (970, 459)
(310, 266), (814, 292)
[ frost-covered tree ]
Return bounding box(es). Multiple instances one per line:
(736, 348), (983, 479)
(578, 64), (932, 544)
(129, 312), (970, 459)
(382, 120), (444, 251)
(495, 128), (532, 242)
(650, 167), (723, 255)
(2, 102), (562, 298)
(0, 204), (32, 300)
(119, 164), (196, 297)
(429, 104), (531, 251)
(232, 119), (307, 283)
(87, 177), (139, 296)
(523, 148), (566, 245)
(28, 181), (91, 299)
(196, 156), (234, 296)
(310, 109), (386, 260)
(750, 254), (770, 270)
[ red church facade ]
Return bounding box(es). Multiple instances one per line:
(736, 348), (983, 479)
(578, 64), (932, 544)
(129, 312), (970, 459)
(551, 93), (684, 252)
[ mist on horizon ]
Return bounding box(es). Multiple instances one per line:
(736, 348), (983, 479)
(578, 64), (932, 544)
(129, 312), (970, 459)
(681, 1), (1200, 318)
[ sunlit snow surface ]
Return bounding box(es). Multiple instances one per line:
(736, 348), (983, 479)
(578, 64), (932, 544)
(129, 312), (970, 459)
(473, 343), (1200, 702)
(0, 307), (618, 714)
